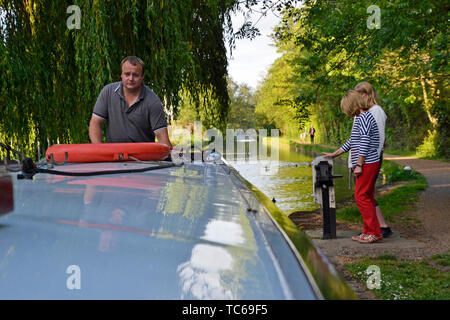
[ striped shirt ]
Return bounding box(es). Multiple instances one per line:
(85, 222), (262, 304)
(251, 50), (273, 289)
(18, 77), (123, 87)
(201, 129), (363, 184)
(347, 105), (387, 168)
(340, 111), (380, 167)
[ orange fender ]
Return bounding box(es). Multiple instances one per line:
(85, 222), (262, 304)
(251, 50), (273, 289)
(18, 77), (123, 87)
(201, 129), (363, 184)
(45, 143), (170, 163)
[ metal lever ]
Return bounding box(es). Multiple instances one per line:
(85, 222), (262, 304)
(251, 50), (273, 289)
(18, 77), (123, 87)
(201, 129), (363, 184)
(48, 152), (68, 166)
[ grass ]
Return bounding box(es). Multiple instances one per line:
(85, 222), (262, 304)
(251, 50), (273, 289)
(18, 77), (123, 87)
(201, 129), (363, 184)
(336, 160), (427, 223)
(384, 147), (450, 163)
(430, 254), (450, 267)
(383, 148), (416, 157)
(289, 140), (337, 154)
(345, 253), (450, 300)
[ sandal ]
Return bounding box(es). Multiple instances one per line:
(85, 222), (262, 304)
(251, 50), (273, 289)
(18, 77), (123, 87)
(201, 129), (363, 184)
(352, 233), (365, 241)
(358, 234), (383, 244)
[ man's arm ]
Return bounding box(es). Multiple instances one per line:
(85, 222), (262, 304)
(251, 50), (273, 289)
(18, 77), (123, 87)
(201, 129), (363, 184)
(154, 127), (172, 149)
(89, 114), (105, 143)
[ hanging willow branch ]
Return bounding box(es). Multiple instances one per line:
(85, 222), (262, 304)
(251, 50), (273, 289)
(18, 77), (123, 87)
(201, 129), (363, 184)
(0, 0), (241, 159)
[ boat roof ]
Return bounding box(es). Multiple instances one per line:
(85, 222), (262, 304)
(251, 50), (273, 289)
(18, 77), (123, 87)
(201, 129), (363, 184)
(0, 160), (355, 299)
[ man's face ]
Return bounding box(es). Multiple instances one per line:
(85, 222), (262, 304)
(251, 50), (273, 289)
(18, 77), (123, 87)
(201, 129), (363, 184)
(121, 61), (144, 92)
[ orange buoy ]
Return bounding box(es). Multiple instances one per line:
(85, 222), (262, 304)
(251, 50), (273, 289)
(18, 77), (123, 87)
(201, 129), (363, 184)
(45, 143), (170, 163)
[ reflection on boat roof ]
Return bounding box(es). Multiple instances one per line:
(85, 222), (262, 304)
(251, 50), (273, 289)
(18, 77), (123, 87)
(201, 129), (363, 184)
(0, 161), (355, 299)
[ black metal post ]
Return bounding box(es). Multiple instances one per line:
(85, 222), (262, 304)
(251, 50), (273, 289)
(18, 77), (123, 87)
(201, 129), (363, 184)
(320, 184), (336, 239)
(314, 160), (341, 240)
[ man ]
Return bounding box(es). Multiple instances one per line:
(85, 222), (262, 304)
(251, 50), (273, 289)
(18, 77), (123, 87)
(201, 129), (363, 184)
(89, 56), (172, 149)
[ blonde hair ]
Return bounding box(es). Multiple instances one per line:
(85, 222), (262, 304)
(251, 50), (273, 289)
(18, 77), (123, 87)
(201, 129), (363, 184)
(341, 90), (369, 117)
(354, 81), (378, 107)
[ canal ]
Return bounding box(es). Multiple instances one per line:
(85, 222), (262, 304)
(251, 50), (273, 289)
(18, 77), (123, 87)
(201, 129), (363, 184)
(226, 139), (356, 215)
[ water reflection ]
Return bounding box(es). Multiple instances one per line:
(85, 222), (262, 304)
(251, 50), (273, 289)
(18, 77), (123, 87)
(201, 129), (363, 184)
(228, 140), (355, 214)
(156, 166), (208, 219)
(201, 220), (244, 246)
(177, 244), (234, 299)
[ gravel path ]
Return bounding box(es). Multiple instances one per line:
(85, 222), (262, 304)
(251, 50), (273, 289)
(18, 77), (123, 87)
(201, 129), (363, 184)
(382, 154), (450, 252)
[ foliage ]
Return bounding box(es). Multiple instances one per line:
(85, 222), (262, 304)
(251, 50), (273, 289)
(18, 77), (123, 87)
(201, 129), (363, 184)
(254, 47), (312, 138)
(254, 0), (449, 157)
(380, 160), (424, 183)
(175, 85), (228, 132)
(0, 0), (239, 159)
(227, 78), (256, 129)
(345, 254), (450, 300)
(416, 129), (438, 158)
(174, 78), (256, 132)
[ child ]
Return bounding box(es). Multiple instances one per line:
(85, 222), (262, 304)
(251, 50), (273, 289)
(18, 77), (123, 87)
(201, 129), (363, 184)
(354, 81), (392, 238)
(323, 90), (382, 243)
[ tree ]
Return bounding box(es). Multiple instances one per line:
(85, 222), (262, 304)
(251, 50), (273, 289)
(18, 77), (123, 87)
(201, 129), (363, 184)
(270, 0), (449, 156)
(227, 79), (256, 129)
(0, 0), (238, 158)
(254, 43), (313, 138)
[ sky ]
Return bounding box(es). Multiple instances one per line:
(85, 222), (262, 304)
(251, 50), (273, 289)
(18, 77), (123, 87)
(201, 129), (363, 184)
(227, 8), (283, 91)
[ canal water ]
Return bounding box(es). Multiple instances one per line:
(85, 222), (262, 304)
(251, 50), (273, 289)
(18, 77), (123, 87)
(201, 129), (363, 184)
(226, 139), (355, 215)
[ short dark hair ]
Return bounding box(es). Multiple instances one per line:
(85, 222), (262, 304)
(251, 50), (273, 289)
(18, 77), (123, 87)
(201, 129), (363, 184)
(120, 56), (145, 75)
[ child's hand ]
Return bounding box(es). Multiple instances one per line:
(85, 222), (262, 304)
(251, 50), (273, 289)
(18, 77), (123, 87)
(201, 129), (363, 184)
(354, 165), (363, 177)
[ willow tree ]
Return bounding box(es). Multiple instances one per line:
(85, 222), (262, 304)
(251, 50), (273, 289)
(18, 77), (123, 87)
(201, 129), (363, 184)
(0, 0), (238, 159)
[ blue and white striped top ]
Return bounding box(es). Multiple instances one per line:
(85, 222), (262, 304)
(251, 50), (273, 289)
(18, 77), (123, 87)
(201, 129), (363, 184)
(340, 111), (380, 167)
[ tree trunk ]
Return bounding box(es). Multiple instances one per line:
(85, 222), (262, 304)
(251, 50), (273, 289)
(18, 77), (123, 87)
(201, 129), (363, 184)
(420, 75), (438, 127)
(163, 95), (174, 125)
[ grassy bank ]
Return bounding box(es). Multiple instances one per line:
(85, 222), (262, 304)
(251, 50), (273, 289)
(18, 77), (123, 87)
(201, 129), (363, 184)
(344, 253), (450, 300)
(289, 140), (336, 154)
(384, 148), (450, 163)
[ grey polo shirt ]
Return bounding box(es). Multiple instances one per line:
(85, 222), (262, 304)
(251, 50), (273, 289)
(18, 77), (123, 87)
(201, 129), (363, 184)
(93, 82), (167, 143)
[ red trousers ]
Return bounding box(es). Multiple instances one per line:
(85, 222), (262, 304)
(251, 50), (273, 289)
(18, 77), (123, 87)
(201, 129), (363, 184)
(355, 162), (382, 236)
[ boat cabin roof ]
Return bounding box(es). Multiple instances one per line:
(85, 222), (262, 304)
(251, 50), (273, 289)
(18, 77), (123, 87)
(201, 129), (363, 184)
(0, 160), (354, 299)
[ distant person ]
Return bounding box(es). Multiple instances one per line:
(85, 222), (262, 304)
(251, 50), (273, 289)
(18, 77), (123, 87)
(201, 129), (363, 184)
(323, 90), (382, 244)
(89, 56), (172, 148)
(300, 129), (307, 142)
(355, 81), (392, 238)
(309, 126), (316, 144)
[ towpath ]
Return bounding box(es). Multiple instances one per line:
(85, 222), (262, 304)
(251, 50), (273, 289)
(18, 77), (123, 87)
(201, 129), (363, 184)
(381, 154), (450, 251)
